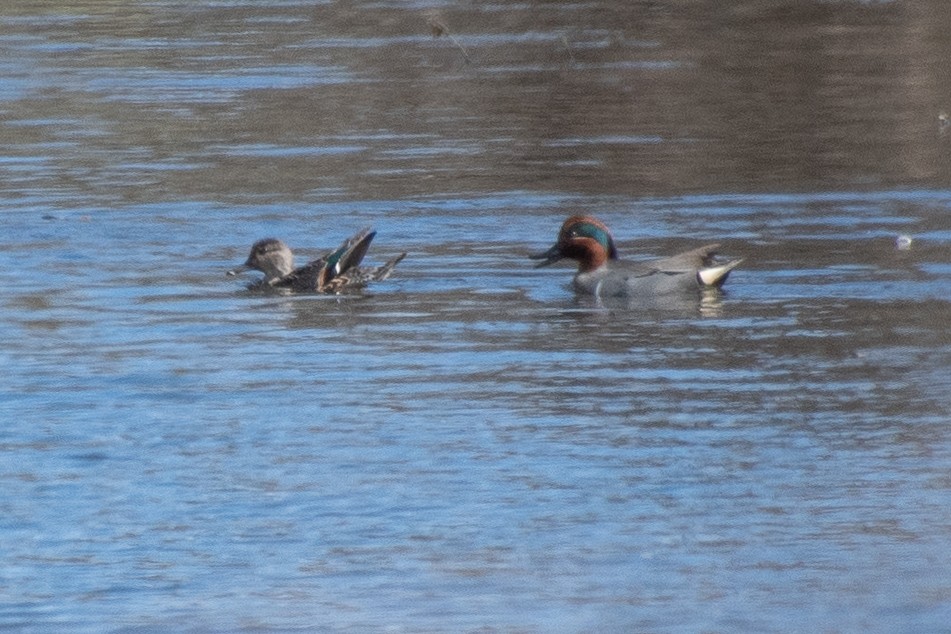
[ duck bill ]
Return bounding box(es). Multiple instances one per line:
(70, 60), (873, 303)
(226, 262), (251, 276)
(529, 244), (564, 268)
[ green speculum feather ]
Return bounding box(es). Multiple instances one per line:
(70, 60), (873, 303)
(324, 246), (348, 276)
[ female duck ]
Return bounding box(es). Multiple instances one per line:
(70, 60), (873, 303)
(228, 227), (406, 293)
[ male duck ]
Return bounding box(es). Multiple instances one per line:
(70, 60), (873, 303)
(531, 215), (742, 297)
(228, 227), (406, 293)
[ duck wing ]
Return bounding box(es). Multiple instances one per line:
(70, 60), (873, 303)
(319, 228), (375, 290)
(648, 243), (722, 273)
(321, 252), (407, 293)
(646, 243), (743, 288)
(271, 257), (327, 291)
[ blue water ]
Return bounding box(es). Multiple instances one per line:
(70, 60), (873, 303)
(3, 1), (951, 632)
(4, 189), (950, 632)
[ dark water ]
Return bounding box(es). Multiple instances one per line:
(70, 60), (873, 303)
(2, 1), (950, 632)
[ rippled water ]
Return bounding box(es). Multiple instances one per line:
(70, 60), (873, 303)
(3, 2), (951, 632)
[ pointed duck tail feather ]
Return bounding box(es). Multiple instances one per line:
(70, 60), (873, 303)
(369, 252), (407, 281)
(320, 253), (407, 293)
(697, 258), (744, 288)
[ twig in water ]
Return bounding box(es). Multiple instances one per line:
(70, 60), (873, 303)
(426, 13), (471, 64)
(560, 34), (576, 64)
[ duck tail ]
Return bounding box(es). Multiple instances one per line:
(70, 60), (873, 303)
(370, 252), (407, 281)
(697, 258), (744, 288)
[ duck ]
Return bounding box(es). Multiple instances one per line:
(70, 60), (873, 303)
(228, 227), (406, 293)
(530, 215), (742, 297)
